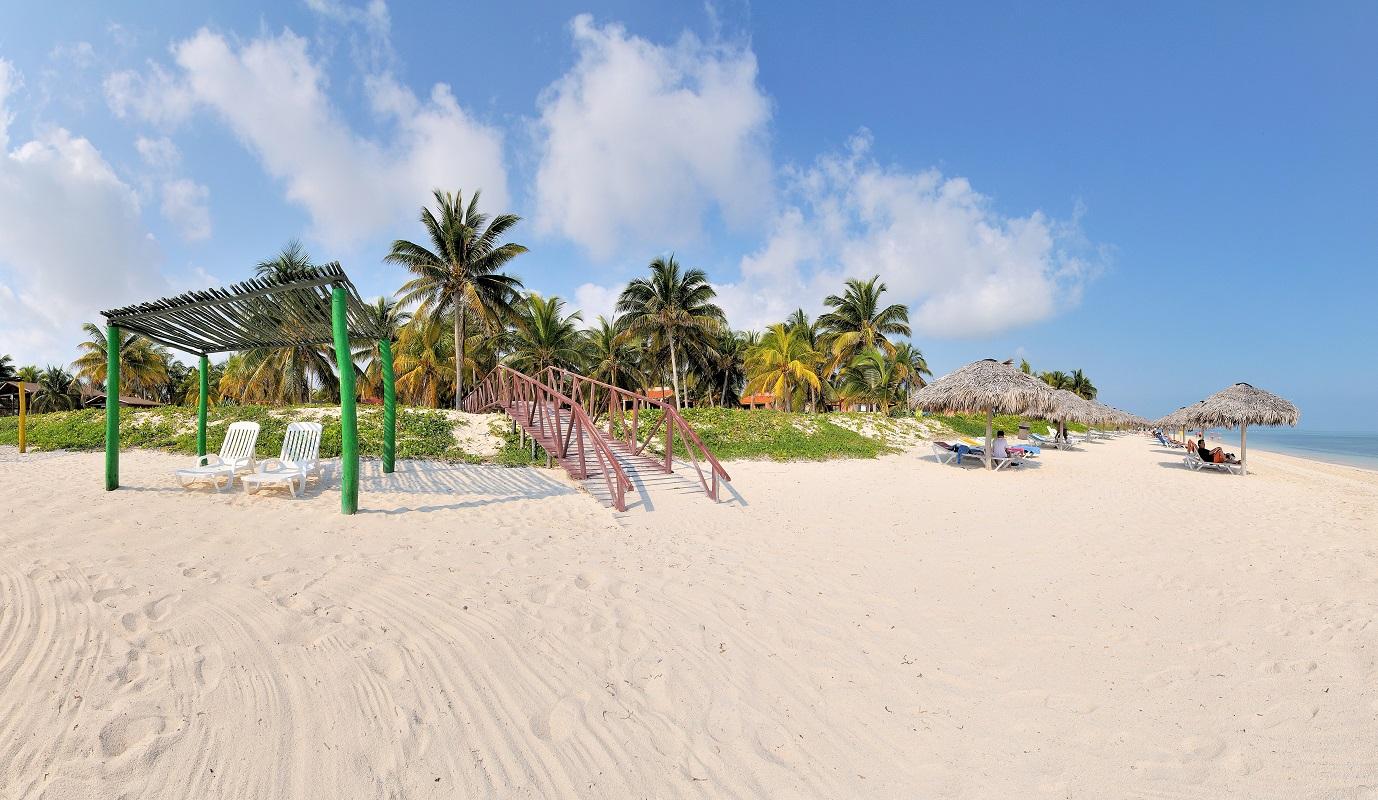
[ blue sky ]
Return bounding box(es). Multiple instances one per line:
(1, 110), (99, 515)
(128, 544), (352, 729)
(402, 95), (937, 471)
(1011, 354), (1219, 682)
(0, 1), (1373, 429)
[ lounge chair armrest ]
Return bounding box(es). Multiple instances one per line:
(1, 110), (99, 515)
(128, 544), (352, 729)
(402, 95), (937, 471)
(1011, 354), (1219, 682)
(259, 458), (285, 473)
(198, 454), (223, 467)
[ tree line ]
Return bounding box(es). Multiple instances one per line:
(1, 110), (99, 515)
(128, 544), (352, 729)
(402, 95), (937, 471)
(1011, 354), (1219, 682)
(1, 188), (1097, 416)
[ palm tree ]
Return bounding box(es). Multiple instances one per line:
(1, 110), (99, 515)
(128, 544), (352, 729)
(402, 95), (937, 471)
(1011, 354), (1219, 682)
(394, 314), (457, 408)
(1069, 369), (1097, 400)
(16, 365), (39, 383)
(743, 324), (822, 412)
(1019, 358), (1032, 375)
(30, 366), (81, 412)
(817, 276), (911, 372)
(891, 342), (932, 407)
(505, 293), (585, 375)
(387, 189), (527, 408)
(72, 323), (170, 400)
(0, 354), (15, 382)
(584, 316), (642, 392)
(616, 255), (725, 410)
(353, 296), (412, 401)
(250, 243), (344, 404)
(707, 329), (749, 407)
(1040, 370), (1072, 391)
(837, 348), (900, 413)
(179, 360), (223, 407)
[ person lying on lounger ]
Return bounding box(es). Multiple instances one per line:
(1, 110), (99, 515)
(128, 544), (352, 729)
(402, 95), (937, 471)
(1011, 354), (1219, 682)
(1196, 436), (1239, 464)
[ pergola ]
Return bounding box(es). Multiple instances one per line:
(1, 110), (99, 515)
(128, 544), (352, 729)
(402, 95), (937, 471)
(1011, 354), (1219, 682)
(100, 263), (395, 514)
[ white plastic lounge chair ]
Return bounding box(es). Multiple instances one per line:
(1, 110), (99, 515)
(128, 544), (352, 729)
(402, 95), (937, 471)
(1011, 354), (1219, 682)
(175, 421), (260, 491)
(1030, 432), (1062, 449)
(1183, 451), (1243, 475)
(242, 422), (324, 497)
(931, 441), (960, 464)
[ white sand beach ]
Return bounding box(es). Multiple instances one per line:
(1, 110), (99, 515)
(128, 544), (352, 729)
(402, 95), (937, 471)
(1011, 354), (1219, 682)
(2, 434), (1376, 798)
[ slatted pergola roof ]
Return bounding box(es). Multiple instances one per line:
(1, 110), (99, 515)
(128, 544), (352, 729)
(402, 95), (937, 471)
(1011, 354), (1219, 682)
(101, 263), (383, 356)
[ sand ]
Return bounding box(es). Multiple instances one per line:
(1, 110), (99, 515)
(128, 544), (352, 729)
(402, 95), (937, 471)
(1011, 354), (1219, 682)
(1, 434), (1376, 798)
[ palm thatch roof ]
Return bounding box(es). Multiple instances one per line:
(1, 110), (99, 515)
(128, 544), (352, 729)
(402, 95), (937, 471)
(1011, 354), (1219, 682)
(1049, 389), (1102, 424)
(912, 359), (1058, 416)
(1182, 383), (1299, 429)
(100, 263), (382, 356)
(1154, 403), (1200, 430)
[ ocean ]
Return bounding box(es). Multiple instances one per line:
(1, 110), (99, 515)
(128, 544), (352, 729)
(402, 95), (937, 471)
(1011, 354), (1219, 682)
(1220, 429), (1378, 472)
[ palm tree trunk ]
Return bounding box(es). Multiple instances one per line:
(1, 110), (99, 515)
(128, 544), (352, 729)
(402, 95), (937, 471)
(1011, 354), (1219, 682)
(721, 373), (729, 407)
(668, 335), (682, 411)
(454, 307), (465, 410)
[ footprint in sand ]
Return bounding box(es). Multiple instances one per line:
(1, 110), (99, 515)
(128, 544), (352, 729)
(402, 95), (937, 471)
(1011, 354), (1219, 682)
(99, 713), (168, 758)
(143, 594), (177, 623)
(93, 585), (135, 604)
(530, 697), (581, 742)
(193, 645), (224, 691)
(365, 646), (406, 681)
(753, 722), (801, 766)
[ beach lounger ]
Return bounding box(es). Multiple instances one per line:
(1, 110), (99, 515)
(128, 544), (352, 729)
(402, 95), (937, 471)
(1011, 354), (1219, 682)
(1031, 432), (1063, 449)
(1183, 451), (1243, 475)
(242, 422), (324, 497)
(175, 421), (259, 491)
(931, 441), (960, 464)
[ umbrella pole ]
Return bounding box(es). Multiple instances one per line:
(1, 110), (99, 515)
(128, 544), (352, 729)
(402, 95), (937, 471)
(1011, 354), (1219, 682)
(1241, 424), (1248, 475)
(985, 408), (993, 470)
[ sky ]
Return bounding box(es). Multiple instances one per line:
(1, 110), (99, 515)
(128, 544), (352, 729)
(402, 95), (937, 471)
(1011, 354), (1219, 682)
(0, 1), (1374, 429)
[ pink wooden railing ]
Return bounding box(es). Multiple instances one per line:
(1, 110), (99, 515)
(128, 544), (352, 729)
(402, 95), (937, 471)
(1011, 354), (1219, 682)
(463, 366), (632, 511)
(536, 366), (732, 503)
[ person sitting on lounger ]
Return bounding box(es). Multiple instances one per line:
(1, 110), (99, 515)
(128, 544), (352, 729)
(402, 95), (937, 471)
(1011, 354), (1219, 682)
(1196, 436), (1239, 464)
(992, 431), (1026, 463)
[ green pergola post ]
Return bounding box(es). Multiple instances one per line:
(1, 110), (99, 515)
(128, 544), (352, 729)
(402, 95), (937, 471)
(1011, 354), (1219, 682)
(104, 324), (120, 490)
(196, 354), (209, 458)
(380, 337), (396, 474)
(332, 286), (359, 514)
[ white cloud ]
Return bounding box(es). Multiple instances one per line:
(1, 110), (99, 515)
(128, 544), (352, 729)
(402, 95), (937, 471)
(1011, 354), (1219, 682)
(135, 135), (181, 170)
(715, 132), (1099, 337)
(133, 136), (210, 241)
(108, 27), (509, 249)
(0, 59), (166, 365)
(104, 62), (195, 127)
(533, 14), (772, 259)
(161, 178), (211, 241)
(572, 281), (622, 323)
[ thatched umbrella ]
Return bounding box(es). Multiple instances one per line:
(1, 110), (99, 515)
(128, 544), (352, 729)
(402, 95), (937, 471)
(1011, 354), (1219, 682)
(1049, 389), (1101, 442)
(1182, 383), (1299, 474)
(1155, 403), (1203, 444)
(913, 359), (1058, 469)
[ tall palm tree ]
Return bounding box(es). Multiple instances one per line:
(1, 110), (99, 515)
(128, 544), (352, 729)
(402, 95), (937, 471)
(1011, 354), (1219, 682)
(743, 324), (822, 412)
(708, 329), (749, 407)
(837, 348), (900, 413)
(393, 314), (457, 408)
(30, 366), (81, 412)
(0, 354), (15, 381)
(584, 315), (642, 392)
(352, 296), (412, 401)
(1069, 369), (1097, 400)
(72, 323), (170, 400)
(616, 254), (725, 410)
(504, 293), (586, 375)
(386, 189), (527, 408)
(891, 342), (932, 390)
(251, 243), (343, 404)
(180, 360), (223, 407)
(817, 275), (911, 372)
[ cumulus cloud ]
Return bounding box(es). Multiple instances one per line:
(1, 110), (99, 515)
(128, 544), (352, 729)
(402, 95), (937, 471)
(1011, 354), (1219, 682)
(714, 132), (1099, 337)
(104, 62), (195, 127)
(534, 14), (772, 260)
(160, 178), (211, 241)
(572, 281), (622, 323)
(0, 59), (165, 364)
(132, 135), (210, 241)
(103, 27), (508, 250)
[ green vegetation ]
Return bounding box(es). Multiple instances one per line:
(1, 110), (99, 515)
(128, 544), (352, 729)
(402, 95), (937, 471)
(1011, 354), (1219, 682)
(928, 413), (1086, 439)
(610, 407), (898, 462)
(0, 406), (540, 466)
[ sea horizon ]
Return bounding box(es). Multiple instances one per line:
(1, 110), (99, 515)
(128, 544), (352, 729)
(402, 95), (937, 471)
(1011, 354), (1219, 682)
(1210, 427), (1378, 472)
